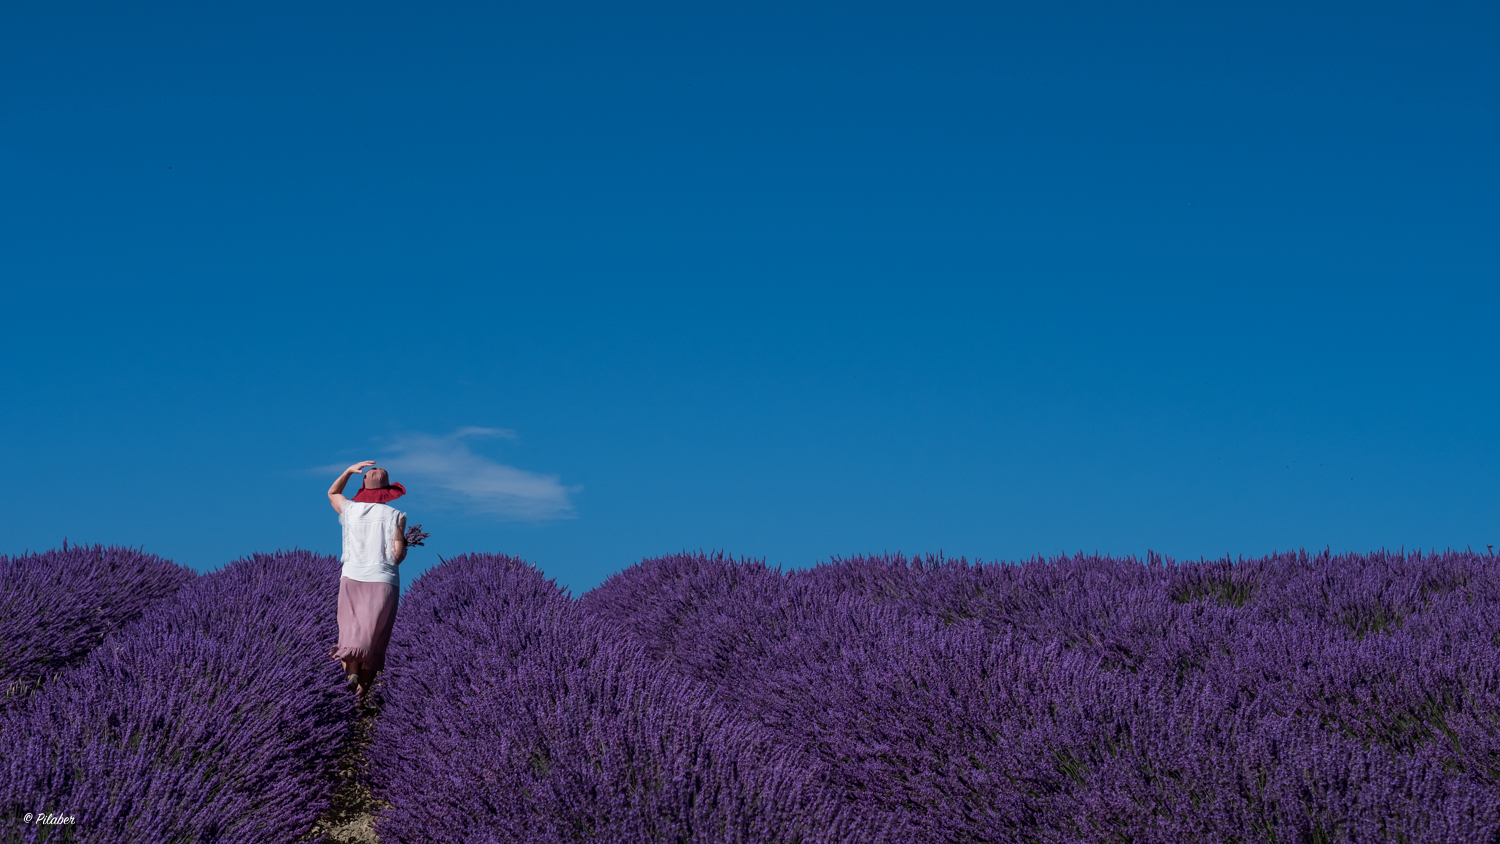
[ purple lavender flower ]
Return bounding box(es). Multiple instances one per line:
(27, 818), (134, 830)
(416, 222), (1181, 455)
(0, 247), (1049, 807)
(403, 524), (429, 547)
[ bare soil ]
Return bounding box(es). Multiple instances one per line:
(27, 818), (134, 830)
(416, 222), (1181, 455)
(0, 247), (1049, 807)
(305, 694), (386, 844)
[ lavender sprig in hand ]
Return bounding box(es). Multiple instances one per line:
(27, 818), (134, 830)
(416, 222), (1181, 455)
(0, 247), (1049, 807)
(404, 524), (430, 547)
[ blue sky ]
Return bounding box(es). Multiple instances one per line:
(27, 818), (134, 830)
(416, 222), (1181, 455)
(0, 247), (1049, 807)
(3, 1), (1497, 594)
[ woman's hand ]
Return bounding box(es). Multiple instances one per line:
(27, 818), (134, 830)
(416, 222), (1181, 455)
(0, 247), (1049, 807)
(328, 461), (377, 514)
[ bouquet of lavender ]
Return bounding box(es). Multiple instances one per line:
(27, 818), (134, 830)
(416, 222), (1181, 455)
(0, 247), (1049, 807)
(404, 524), (430, 547)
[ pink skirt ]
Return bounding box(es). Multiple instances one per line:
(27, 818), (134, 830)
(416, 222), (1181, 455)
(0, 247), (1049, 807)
(330, 576), (399, 673)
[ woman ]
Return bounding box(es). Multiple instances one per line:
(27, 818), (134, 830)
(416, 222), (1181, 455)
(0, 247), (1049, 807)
(327, 460), (407, 698)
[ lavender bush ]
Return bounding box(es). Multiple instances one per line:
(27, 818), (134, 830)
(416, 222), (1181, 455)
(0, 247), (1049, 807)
(0, 543), (194, 704)
(0, 550), (356, 844)
(368, 553), (884, 844)
(583, 549), (1500, 842)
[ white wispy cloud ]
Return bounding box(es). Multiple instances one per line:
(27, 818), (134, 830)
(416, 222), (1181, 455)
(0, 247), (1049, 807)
(376, 428), (577, 521)
(450, 426), (518, 440)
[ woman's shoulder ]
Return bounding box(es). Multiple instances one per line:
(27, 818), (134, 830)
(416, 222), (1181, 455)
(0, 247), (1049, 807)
(341, 501), (385, 518)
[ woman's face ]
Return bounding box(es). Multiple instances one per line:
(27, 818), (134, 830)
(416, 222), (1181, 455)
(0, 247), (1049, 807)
(364, 467), (390, 489)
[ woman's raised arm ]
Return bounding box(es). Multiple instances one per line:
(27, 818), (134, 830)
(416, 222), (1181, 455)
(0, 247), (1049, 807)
(328, 461), (377, 514)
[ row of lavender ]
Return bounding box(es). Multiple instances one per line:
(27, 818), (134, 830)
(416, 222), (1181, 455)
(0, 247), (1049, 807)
(372, 549), (1500, 842)
(0, 549), (357, 844)
(368, 553), (885, 843)
(0, 544), (193, 705)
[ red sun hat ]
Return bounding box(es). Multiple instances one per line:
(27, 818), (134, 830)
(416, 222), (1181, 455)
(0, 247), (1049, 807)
(353, 467), (406, 504)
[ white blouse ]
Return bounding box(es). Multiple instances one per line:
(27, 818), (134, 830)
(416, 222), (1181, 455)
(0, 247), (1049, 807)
(339, 501), (403, 585)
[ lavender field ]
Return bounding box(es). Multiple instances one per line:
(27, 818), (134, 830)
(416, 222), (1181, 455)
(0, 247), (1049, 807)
(4, 546), (1500, 842)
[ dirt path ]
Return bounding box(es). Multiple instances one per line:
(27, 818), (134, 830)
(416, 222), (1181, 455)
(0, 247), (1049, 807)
(306, 698), (386, 844)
